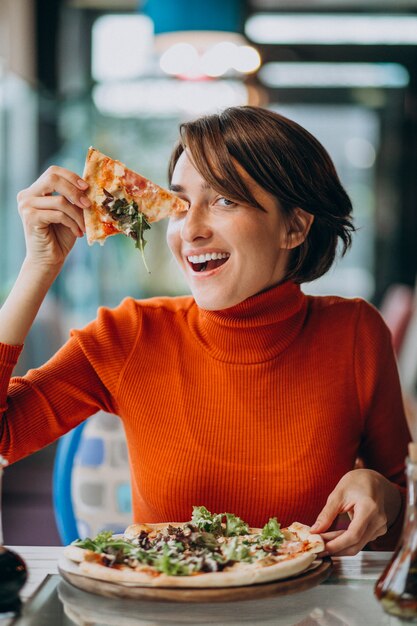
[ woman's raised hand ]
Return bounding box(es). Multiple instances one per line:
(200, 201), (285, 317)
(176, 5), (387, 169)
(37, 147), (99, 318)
(311, 469), (402, 556)
(17, 166), (90, 269)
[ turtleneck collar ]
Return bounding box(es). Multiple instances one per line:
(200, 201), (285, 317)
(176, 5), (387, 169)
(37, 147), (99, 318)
(187, 281), (307, 364)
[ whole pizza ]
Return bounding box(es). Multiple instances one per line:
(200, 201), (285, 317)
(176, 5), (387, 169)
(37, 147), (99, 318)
(63, 506), (325, 588)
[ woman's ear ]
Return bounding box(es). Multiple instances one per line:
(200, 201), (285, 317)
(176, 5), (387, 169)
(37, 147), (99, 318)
(283, 208), (314, 250)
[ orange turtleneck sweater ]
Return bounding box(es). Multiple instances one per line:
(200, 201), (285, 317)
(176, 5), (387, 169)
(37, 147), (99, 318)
(0, 282), (411, 548)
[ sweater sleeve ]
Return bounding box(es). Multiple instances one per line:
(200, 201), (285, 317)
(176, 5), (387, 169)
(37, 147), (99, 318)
(0, 297), (140, 464)
(354, 300), (411, 549)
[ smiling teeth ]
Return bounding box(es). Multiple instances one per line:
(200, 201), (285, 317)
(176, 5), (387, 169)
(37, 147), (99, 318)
(187, 252), (230, 263)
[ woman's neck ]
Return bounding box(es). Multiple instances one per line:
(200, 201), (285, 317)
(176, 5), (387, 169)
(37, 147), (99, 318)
(188, 281), (308, 364)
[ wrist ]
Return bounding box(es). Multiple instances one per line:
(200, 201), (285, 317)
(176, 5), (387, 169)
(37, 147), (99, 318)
(21, 257), (63, 284)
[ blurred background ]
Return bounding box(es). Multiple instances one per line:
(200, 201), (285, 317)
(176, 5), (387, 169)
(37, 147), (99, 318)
(1, 0), (417, 544)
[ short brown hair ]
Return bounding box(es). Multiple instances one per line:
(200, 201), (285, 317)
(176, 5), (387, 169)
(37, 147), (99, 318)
(168, 106), (355, 284)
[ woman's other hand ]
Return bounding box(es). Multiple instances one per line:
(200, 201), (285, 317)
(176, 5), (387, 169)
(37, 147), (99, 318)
(311, 469), (402, 556)
(17, 166), (90, 269)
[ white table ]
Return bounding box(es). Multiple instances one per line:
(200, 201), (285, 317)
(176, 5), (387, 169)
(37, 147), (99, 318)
(11, 546), (62, 601)
(2, 547), (410, 625)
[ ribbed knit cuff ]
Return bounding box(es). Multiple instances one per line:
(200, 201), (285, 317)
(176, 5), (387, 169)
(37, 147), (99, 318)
(0, 341), (24, 366)
(1, 342), (24, 409)
(0, 342), (23, 360)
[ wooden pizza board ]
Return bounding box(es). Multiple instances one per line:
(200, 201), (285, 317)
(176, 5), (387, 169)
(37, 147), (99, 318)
(58, 557), (332, 603)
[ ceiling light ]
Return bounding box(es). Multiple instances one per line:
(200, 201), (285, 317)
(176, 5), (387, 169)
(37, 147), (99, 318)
(93, 79), (250, 117)
(345, 137), (376, 169)
(159, 43), (200, 77)
(92, 15), (153, 81)
(232, 46), (261, 73)
(159, 40), (261, 79)
(258, 63), (409, 88)
(201, 42), (238, 78)
(246, 13), (417, 45)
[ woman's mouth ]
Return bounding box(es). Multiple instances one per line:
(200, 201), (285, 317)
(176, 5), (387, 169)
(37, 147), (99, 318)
(187, 252), (230, 273)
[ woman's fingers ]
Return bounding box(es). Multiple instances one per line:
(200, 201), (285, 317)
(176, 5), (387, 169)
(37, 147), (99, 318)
(313, 469), (399, 556)
(316, 529), (345, 558)
(28, 209), (84, 239)
(19, 195), (86, 235)
(319, 530), (346, 543)
(18, 166), (90, 211)
(324, 502), (369, 555)
(15, 166), (90, 267)
(310, 495), (341, 533)
(17, 166), (90, 240)
(323, 505), (387, 555)
(323, 525), (370, 556)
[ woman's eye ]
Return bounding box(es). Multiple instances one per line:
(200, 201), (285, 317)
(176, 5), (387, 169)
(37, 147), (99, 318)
(215, 197), (235, 207)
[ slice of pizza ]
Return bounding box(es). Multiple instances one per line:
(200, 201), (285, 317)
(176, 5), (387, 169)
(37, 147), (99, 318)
(62, 506), (325, 589)
(82, 147), (188, 262)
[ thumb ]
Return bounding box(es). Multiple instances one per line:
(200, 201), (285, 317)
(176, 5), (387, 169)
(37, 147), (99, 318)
(311, 498), (341, 533)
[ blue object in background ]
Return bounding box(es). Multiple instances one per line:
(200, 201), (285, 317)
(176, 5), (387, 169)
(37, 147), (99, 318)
(77, 437), (105, 467)
(53, 413), (133, 545)
(141, 0), (244, 34)
(53, 422), (87, 545)
(116, 483), (132, 514)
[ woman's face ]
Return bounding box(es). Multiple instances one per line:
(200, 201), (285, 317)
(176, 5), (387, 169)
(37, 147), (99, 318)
(166, 151), (294, 311)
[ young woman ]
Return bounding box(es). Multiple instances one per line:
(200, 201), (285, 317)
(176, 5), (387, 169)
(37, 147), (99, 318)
(0, 106), (410, 556)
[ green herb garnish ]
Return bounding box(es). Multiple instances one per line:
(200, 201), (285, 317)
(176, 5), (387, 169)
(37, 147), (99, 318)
(155, 545), (191, 576)
(191, 505), (223, 535)
(103, 191), (151, 273)
(260, 517), (284, 546)
(72, 530), (133, 553)
(134, 212), (151, 274)
(191, 507), (250, 537)
(224, 513), (250, 537)
(221, 536), (253, 562)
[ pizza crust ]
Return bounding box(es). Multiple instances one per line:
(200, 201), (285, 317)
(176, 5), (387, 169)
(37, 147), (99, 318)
(63, 545), (88, 563)
(285, 523), (324, 554)
(64, 551), (316, 588)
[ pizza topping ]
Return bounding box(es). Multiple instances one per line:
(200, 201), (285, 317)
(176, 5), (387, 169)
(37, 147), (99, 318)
(134, 213), (152, 274)
(222, 536), (252, 563)
(190, 506), (223, 535)
(70, 508), (321, 579)
(100, 189), (151, 272)
(260, 516), (285, 546)
(224, 512), (251, 537)
(102, 188), (114, 204)
(190, 506), (250, 537)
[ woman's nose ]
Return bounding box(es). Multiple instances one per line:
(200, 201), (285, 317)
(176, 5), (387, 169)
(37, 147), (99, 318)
(181, 204), (213, 242)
